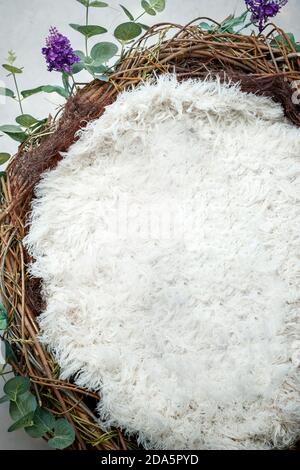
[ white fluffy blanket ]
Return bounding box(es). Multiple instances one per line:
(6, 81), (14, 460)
(24, 77), (300, 450)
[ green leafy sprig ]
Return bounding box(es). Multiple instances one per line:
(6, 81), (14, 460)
(0, 303), (75, 449)
(0, 376), (75, 449)
(0, 0), (167, 163)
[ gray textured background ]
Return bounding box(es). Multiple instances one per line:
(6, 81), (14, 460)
(0, 0), (299, 450)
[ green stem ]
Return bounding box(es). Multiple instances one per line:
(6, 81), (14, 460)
(134, 11), (146, 22)
(120, 42), (125, 61)
(69, 73), (78, 94)
(13, 73), (23, 115)
(85, 5), (89, 57)
(236, 21), (253, 34)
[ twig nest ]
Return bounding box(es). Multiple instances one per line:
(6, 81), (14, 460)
(24, 76), (300, 449)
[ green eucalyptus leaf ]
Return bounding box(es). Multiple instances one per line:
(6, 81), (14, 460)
(9, 391), (37, 421)
(141, 0), (156, 15)
(15, 114), (38, 128)
(4, 340), (17, 363)
(61, 73), (71, 95)
(74, 50), (86, 61)
(8, 412), (35, 432)
(0, 124), (23, 134)
(21, 85), (68, 99)
(0, 171), (5, 196)
(48, 419), (76, 449)
(219, 11), (248, 32)
(199, 22), (214, 31)
(87, 64), (108, 73)
(89, 1), (108, 6)
(138, 23), (150, 31)
(29, 119), (47, 132)
(26, 408), (56, 438)
(84, 59), (107, 74)
(2, 64), (23, 74)
(148, 0), (165, 12)
(0, 87), (15, 98)
(83, 56), (93, 65)
(95, 74), (109, 82)
(72, 61), (85, 74)
(141, 0), (166, 15)
(0, 302), (8, 330)
(114, 22), (142, 41)
(0, 125), (27, 143)
(91, 42), (118, 63)
(69, 24), (107, 38)
(72, 51), (85, 74)
(120, 4), (134, 20)
(4, 132), (27, 143)
(76, 0), (89, 5)
(0, 153), (10, 165)
(3, 376), (30, 401)
(271, 33), (298, 50)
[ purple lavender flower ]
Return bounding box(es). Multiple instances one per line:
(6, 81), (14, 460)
(42, 27), (80, 73)
(245, 0), (288, 32)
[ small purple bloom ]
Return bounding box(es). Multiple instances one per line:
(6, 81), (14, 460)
(42, 27), (80, 73)
(245, 0), (288, 32)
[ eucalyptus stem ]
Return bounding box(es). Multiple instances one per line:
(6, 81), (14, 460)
(237, 21), (253, 34)
(85, 4), (89, 57)
(134, 11), (146, 22)
(12, 73), (23, 115)
(120, 43), (125, 61)
(69, 73), (78, 94)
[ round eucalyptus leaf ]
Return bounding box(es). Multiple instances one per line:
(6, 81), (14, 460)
(15, 114), (38, 128)
(26, 408), (56, 438)
(114, 22), (142, 41)
(87, 64), (108, 74)
(0, 87), (15, 98)
(74, 50), (86, 60)
(151, 0), (165, 12)
(72, 62), (85, 74)
(8, 412), (35, 432)
(48, 419), (75, 449)
(69, 24), (107, 38)
(91, 42), (118, 64)
(0, 124), (23, 134)
(3, 376), (30, 401)
(141, 0), (156, 16)
(0, 124), (27, 142)
(21, 85), (68, 99)
(4, 132), (27, 143)
(9, 391), (37, 421)
(72, 50), (86, 73)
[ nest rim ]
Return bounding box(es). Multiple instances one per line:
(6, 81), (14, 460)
(1, 20), (300, 450)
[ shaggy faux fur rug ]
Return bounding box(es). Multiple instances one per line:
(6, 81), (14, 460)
(24, 76), (300, 450)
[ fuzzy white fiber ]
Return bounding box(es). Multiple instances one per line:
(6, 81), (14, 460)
(24, 76), (300, 450)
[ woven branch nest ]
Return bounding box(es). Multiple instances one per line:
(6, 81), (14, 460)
(1, 20), (300, 450)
